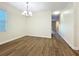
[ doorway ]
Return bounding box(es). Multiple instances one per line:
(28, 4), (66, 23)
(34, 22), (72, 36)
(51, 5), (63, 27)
(51, 14), (60, 38)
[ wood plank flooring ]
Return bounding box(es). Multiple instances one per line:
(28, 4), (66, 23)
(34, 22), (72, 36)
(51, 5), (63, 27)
(0, 36), (78, 56)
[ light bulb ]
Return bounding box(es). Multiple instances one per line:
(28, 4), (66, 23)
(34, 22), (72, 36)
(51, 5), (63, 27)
(29, 11), (32, 16)
(22, 11), (27, 15)
(53, 11), (60, 15)
(22, 11), (32, 16)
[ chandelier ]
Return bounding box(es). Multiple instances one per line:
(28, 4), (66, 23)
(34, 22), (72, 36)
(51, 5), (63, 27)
(22, 2), (32, 16)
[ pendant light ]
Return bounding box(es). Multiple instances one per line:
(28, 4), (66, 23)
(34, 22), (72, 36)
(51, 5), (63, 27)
(22, 2), (32, 16)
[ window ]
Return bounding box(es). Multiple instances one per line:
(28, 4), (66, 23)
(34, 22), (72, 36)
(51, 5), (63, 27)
(0, 10), (7, 32)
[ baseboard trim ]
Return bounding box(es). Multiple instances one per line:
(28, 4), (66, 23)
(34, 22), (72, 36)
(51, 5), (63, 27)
(55, 32), (74, 49)
(0, 35), (51, 45)
(0, 35), (26, 45)
(54, 32), (79, 55)
(26, 35), (51, 39)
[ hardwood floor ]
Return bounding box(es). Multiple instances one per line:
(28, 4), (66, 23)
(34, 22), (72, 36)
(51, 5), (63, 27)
(0, 36), (78, 56)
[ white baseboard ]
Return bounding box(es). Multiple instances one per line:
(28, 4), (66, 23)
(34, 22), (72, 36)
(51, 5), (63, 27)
(72, 46), (79, 50)
(0, 35), (26, 45)
(27, 35), (51, 39)
(58, 32), (78, 50)
(0, 35), (51, 45)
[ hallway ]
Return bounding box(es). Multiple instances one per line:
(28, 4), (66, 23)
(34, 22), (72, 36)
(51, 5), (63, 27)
(0, 36), (77, 56)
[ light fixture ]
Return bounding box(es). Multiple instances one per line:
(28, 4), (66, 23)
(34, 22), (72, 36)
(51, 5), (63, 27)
(22, 2), (32, 16)
(63, 10), (70, 14)
(53, 11), (60, 15)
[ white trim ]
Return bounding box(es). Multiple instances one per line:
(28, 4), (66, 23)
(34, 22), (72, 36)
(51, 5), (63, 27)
(0, 35), (26, 45)
(58, 32), (77, 50)
(0, 35), (51, 45)
(27, 35), (51, 39)
(72, 46), (79, 50)
(26, 35), (51, 39)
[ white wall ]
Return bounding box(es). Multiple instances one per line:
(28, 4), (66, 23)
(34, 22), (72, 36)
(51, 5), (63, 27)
(0, 2), (27, 44)
(52, 3), (79, 50)
(1, 2), (79, 50)
(0, 3), (52, 45)
(58, 3), (76, 49)
(25, 11), (51, 38)
(59, 3), (79, 50)
(73, 3), (79, 50)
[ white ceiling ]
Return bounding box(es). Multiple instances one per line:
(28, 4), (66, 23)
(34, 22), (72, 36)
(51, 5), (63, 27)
(8, 2), (71, 12)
